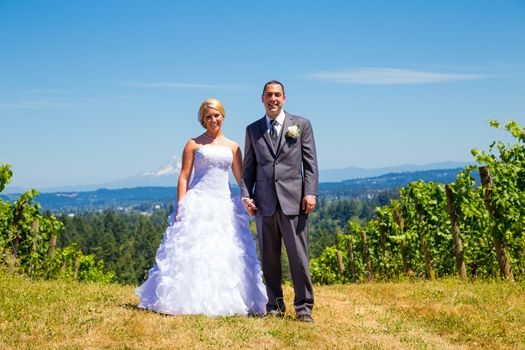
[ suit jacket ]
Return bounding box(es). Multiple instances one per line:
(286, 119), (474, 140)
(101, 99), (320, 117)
(241, 112), (318, 216)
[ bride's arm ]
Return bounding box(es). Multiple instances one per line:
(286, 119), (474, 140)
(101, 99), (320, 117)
(232, 141), (257, 215)
(177, 140), (196, 203)
(231, 143), (243, 187)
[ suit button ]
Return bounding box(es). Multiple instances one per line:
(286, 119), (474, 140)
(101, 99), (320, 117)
(275, 179), (278, 183)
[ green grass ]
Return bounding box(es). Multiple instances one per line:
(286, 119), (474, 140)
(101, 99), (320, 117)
(1, 272), (524, 349)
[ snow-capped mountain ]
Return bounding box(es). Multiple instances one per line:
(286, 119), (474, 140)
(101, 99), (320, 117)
(141, 156), (182, 177)
(89, 156), (183, 189)
(4, 156), (184, 193)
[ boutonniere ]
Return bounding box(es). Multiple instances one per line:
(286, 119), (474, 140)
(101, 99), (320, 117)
(285, 125), (300, 139)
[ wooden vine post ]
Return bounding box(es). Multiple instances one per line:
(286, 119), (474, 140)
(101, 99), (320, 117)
(360, 229), (374, 282)
(47, 234), (57, 257)
(444, 185), (467, 279)
(31, 220), (40, 255)
(335, 250), (345, 279)
(478, 166), (514, 280)
(6, 250), (16, 274)
(73, 255), (81, 280)
(347, 236), (357, 283)
(416, 206), (436, 280)
(378, 224), (387, 272)
(393, 208), (409, 276)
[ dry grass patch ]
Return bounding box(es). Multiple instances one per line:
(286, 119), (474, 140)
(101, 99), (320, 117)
(355, 279), (525, 349)
(1, 273), (523, 349)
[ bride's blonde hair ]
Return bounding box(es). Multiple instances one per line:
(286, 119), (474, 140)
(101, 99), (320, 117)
(198, 98), (226, 128)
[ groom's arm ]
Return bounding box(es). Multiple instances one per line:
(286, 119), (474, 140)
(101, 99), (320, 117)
(301, 119), (319, 198)
(240, 126), (257, 199)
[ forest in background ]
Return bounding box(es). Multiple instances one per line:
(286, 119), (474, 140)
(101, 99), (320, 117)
(56, 190), (398, 284)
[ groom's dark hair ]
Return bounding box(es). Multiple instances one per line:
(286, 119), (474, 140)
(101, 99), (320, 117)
(262, 80), (285, 96)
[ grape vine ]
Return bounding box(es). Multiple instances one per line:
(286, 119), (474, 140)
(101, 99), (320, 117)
(311, 120), (524, 283)
(0, 164), (114, 282)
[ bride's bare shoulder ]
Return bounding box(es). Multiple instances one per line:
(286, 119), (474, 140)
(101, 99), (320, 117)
(183, 138), (200, 153)
(221, 137), (240, 152)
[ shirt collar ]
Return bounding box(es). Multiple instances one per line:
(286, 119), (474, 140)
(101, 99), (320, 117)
(265, 110), (285, 127)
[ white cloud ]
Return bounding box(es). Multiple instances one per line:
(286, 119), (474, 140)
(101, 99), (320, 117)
(0, 100), (70, 110)
(127, 82), (240, 89)
(9, 89), (72, 95)
(306, 68), (487, 85)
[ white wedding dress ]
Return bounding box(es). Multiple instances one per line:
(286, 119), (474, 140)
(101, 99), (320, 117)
(134, 145), (268, 316)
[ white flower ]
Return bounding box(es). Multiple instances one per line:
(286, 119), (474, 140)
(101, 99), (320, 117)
(285, 125), (300, 139)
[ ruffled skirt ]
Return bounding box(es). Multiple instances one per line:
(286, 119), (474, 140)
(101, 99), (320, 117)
(134, 186), (267, 316)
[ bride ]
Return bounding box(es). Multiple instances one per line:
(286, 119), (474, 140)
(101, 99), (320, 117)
(135, 98), (268, 316)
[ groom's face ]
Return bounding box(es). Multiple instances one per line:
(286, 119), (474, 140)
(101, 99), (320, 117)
(262, 84), (286, 118)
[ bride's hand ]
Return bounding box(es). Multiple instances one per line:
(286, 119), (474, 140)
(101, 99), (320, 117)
(242, 198), (257, 216)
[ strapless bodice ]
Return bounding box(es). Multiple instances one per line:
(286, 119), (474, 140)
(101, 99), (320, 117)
(189, 145), (233, 195)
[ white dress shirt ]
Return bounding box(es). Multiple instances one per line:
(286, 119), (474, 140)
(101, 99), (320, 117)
(242, 110), (286, 203)
(265, 110), (285, 137)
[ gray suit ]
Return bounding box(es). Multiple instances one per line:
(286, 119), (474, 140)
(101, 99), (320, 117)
(241, 111), (318, 316)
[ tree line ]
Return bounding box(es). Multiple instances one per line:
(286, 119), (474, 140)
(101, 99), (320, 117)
(56, 194), (394, 285)
(57, 210), (167, 284)
(0, 160), (394, 285)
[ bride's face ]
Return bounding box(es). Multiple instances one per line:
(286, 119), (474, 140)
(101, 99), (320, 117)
(203, 107), (224, 133)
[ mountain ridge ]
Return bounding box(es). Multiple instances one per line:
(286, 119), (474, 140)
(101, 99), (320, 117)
(1, 167), (471, 212)
(3, 160), (469, 194)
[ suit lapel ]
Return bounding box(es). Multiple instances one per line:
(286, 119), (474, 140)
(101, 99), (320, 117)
(275, 112), (293, 158)
(257, 116), (277, 158)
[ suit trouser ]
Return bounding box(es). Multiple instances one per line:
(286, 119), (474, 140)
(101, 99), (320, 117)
(255, 207), (314, 316)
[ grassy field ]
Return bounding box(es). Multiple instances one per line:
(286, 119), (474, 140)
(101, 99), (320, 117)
(1, 273), (524, 349)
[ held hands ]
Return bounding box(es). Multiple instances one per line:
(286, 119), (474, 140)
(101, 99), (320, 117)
(242, 198), (257, 216)
(302, 195), (316, 214)
(243, 196), (316, 215)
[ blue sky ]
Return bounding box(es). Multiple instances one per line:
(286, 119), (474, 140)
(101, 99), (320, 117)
(1, 0), (524, 188)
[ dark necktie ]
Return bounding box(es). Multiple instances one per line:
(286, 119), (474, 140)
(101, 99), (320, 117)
(270, 120), (278, 146)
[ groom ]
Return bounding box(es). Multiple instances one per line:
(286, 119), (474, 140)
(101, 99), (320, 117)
(241, 80), (318, 323)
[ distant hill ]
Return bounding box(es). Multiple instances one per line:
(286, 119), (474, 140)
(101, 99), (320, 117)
(1, 167), (470, 212)
(319, 167), (474, 198)
(0, 187), (179, 213)
(2, 160), (469, 194)
(319, 161), (468, 182)
(3, 156), (183, 194)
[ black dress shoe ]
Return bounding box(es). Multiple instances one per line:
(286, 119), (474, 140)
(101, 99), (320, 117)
(265, 310), (285, 318)
(296, 314), (314, 323)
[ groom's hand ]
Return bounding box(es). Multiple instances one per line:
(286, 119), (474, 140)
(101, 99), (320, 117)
(302, 195), (316, 214)
(242, 198), (257, 216)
